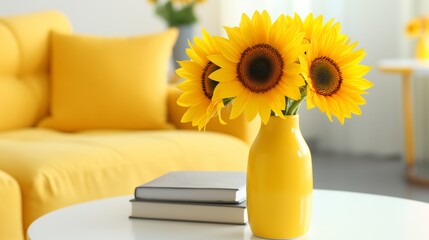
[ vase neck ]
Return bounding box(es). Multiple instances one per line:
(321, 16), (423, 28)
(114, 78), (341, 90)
(260, 115), (300, 133)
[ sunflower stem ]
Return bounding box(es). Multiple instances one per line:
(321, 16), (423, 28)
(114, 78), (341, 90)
(286, 99), (302, 115)
(293, 105), (301, 115)
(283, 97), (291, 116)
(286, 87), (307, 115)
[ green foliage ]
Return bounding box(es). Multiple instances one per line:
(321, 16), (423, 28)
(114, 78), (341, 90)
(155, 1), (198, 27)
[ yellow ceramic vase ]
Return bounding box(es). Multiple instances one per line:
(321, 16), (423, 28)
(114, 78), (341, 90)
(247, 115), (313, 239)
(416, 34), (429, 59)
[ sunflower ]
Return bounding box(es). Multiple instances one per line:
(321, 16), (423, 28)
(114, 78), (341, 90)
(208, 11), (307, 124)
(288, 13), (344, 44)
(176, 29), (225, 130)
(299, 26), (372, 124)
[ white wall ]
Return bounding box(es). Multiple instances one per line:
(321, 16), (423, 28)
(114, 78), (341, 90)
(0, 0), (220, 36)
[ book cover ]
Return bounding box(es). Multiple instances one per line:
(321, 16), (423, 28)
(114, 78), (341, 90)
(134, 171), (246, 203)
(130, 199), (247, 225)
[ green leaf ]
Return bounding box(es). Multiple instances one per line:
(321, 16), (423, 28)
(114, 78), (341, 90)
(222, 97), (234, 106)
(155, 2), (197, 27)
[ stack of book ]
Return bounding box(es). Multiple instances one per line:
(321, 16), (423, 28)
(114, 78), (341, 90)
(130, 171), (247, 225)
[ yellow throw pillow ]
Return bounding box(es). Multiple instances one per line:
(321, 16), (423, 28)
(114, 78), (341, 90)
(39, 29), (178, 131)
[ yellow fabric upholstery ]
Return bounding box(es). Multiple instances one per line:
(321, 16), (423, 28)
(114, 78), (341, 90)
(39, 29), (178, 131)
(167, 84), (260, 144)
(0, 11), (254, 240)
(0, 128), (248, 234)
(0, 170), (24, 240)
(0, 11), (71, 131)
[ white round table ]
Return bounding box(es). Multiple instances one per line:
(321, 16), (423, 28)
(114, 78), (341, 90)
(28, 189), (429, 240)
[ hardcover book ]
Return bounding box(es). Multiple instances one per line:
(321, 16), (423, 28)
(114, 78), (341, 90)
(134, 171), (246, 203)
(130, 199), (247, 225)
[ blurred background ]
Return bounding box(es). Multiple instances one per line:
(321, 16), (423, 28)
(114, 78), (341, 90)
(2, 0), (428, 201)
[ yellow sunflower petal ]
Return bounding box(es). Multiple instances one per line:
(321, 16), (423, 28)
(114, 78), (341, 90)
(178, 60), (203, 73)
(209, 68), (236, 82)
(342, 65), (371, 78)
(244, 94), (261, 122)
(240, 13), (257, 45)
(177, 79), (201, 91)
(207, 54), (235, 71)
(224, 27), (248, 51)
(345, 78), (374, 90)
(176, 67), (199, 81)
(230, 91), (250, 119)
(258, 95), (272, 124)
(306, 88), (316, 109)
(202, 28), (217, 53)
(177, 91), (205, 107)
(186, 42), (205, 66)
(213, 80), (244, 101)
(213, 37), (241, 63)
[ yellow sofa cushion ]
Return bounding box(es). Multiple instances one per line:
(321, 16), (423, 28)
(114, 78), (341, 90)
(0, 128), (248, 233)
(39, 29), (178, 131)
(0, 170), (24, 240)
(0, 11), (71, 131)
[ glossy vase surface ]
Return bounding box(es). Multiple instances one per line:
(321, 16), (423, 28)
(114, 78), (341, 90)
(247, 115), (313, 239)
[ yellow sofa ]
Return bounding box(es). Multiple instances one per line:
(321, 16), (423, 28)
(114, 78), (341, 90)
(0, 170), (24, 240)
(0, 11), (257, 240)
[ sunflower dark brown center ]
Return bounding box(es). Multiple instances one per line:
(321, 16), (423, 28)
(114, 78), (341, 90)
(237, 43), (284, 93)
(201, 62), (220, 99)
(309, 56), (342, 96)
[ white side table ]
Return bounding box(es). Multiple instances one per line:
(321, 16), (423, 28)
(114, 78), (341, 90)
(27, 190), (429, 240)
(378, 59), (429, 186)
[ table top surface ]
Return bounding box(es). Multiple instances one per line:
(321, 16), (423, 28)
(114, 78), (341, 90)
(28, 189), (429, 240)
(378, 58), (429, 74)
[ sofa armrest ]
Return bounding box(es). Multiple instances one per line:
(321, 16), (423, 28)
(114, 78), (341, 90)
(167, 84), (260, 144)
(0, 170), (24, 240)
